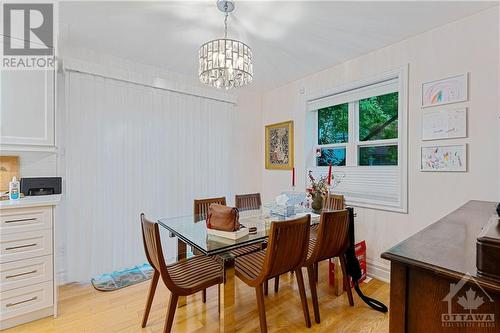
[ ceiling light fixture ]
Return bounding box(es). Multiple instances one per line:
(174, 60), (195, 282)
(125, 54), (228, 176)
(198, 0), (253, 89)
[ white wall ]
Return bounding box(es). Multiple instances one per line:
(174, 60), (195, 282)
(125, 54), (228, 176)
(231, 91), (264, 201)
(260, 7), (500, 281)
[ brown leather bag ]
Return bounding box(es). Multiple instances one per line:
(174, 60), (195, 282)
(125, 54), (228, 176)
(206, 204), (240, 231)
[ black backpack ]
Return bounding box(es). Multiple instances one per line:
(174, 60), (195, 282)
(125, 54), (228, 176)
(345, 207), (388, 313)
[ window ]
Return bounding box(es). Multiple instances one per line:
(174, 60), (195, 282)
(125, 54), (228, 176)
(316, 91), (399, 166)
(317, 103), (348, 166)
(307, 67), (408, 212)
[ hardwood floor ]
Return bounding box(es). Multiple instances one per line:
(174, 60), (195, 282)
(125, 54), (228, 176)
(4, 261), (389, 333)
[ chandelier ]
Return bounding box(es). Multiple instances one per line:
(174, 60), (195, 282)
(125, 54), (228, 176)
(198, 0), (253, 89)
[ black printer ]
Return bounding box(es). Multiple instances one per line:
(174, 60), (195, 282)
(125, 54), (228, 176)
(20, 177), (62, 196)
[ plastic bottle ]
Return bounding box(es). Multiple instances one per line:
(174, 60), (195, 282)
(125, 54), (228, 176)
(9, 176), (20, 200)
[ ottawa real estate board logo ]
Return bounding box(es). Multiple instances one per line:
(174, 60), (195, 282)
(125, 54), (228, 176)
(2, 2), (54, 69)
(441, 272), (495, 329)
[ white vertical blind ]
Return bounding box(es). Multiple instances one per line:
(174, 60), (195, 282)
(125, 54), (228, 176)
(63, 71), (235, 282)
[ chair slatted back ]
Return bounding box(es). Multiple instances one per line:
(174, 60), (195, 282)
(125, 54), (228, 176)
(140, 214), (177, 292)
(194, 197), (227, 222)
(309, 210), (350, 264)
(261, 215), (310, 279)
(235, 193), (262, 211)
(324, 194), (345, 211)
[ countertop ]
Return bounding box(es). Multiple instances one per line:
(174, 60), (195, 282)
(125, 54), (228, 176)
(0, 194), (62, 209)
(381, 200), (499, 291)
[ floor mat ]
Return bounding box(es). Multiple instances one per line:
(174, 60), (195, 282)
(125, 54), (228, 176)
(91, 263), (154, 291)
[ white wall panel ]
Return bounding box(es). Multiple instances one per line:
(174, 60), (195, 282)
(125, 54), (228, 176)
(62, 71), (235, 282)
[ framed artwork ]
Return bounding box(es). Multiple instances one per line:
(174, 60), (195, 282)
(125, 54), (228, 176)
(422, 73), (468, 108)
(265, 120), (294, 170)
(421, 144), (467, 172)
(422, 108), (467, 141)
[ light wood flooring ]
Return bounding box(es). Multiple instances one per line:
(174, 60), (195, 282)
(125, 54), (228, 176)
(4, 261), (390, 333)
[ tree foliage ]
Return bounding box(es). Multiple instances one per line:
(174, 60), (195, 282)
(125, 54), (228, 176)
(317, 92), (399, 166)
(318, 103), (348, 145)
(359, 92), (398, 141)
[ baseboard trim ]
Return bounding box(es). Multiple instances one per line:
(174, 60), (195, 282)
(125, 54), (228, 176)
(366, 257), (390, 283)
(0, 306), (53, 330)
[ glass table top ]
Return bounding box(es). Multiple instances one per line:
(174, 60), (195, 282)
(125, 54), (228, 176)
(158, 209), (320, 256)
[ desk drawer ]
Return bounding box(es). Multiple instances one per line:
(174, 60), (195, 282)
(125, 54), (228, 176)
(0, 207), (52, 235)
(0, 230), (52, 263)
(0, 255), (53, 292)
(0, 281), (53, 321)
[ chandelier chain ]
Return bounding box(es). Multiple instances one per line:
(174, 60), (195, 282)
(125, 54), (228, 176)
(224, 12), (228, 39)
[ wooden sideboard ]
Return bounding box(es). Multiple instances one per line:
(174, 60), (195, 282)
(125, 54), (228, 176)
(0, 195), (60, 330)
(382, 200), (500, 333)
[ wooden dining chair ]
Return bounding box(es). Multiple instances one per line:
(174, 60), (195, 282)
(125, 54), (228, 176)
(235, 193), (262, 211)
(310, 193), (345, 281)
(235, 215), (312, 332)
(305, 209), (353, 323)
(323, 193), (345, 210)
(194, 197), (227, 222)
(194, 196), (261, 302)
(140, 214), (223, 333)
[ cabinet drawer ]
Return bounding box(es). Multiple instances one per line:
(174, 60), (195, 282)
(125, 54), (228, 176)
(0, 230), (52, 263)
(0, 207), (52, 235)
(0, 281), (53, 321)
(0, 255), (53, 292)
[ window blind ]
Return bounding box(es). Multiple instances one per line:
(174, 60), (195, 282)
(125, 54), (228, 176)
(307, 78), (398, 111)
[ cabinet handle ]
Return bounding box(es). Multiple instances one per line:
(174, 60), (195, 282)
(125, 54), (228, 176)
(5, 270), (38, 279)
(4, 218), (37, 224)
(5, 243), (37, 251)
(6, 296), (38, 307)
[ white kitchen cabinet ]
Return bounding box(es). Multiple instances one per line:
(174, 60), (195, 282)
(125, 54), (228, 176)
(0, 195), (60, 330)
(0, 69), (55, 147)
(0, 37), (55, 147)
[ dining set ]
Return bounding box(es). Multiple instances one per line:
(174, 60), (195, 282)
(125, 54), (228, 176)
(140, 193), (353, 333)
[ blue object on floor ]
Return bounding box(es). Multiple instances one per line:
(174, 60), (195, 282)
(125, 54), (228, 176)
(91, 263), (154, 291)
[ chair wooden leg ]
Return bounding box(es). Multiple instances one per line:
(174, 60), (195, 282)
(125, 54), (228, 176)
(142, 270), (160, 328)
(163, 293), (179, 333)
(274, 276), (279, 293)
(314, 262), (319, 283)
(295, 268), (311, 328)
(264, 279), (268, 296)
(339, 254), (354, 306)
(202, 289), (207, 303)
(307, 265), (320, 323)
(218, 284), (221, 315)
(256, 284), (268, 333)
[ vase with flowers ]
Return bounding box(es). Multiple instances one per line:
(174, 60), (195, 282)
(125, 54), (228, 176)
(306, 170), (329, 214)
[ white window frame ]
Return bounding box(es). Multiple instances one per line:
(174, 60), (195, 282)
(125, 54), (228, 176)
(306, 65), (408, 213)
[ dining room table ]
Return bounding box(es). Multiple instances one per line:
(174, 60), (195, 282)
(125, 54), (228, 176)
(158, 208), (320, 333)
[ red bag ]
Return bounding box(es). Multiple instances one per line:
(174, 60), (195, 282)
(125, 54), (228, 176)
(329, 240), (367, 287)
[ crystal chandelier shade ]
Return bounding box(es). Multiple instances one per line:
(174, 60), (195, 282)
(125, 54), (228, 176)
(198, 0), (253, 89)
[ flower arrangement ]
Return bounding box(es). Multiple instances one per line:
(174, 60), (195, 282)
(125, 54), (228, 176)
(306, 170), (329, 199)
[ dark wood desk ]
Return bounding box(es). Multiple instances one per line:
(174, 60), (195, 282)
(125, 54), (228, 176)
(382, 201), (500, 333)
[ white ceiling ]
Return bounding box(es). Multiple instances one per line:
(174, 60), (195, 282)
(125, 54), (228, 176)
(59, 1), (497, 92)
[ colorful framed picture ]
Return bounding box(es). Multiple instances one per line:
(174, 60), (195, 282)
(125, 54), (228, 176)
(422, 73), (468, 108)
(420, 144), (467, 172)
(265, 121), (294, 170)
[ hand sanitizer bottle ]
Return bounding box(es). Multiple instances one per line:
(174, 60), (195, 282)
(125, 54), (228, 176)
(9, 176), (20, 200)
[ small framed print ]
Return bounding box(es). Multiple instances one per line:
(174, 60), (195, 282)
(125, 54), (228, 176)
(421, 144), (467, 172)
(265, 121), (294, 170)
(422, 73), (468, 108)
(422, 108), (467, 141)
